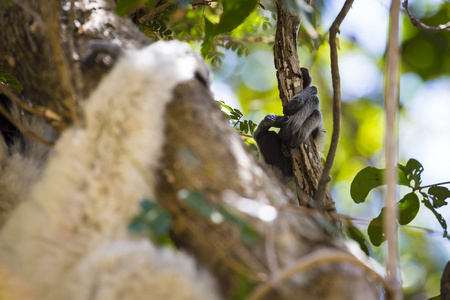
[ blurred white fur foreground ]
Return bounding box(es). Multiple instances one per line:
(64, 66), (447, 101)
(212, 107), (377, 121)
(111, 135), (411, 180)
(0, 41), (220, 300)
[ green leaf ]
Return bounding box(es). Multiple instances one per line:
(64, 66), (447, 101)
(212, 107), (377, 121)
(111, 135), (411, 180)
(398, 158), (423, 188)
(128, 199), (172, 245)
(421, 192), (448, 237)
(368, 209), (386, 247)
(350, 167), (384, 203)
(240, 224), (257, 244)
(428, 186), (450, 208)
(201, 0), (258, 56)
(201, 18), (215, 57)
(345, 224), (370, 256)
(427, 295), (440, 300)
(351, 166), (412, 203)
(179, 190), (216, 217)
(249, 120), (257, 135)
(240, 120), (249, 133)
(0, 66), (22, 94)
(398, 192), (420, 225)
(215, 0), (259, 35)
(114, 0), (146, 17)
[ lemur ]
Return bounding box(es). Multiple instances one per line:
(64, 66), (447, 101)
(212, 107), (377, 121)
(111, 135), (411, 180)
(253, 67), (325, 184)
(0, 40), (323, 300)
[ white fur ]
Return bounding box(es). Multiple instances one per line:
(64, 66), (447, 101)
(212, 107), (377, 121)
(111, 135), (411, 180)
(0, 105), (54, 228)
(0, 41), (219, 300)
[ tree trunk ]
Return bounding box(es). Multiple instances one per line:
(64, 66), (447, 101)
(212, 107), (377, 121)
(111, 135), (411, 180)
(0, 1), (383, 299)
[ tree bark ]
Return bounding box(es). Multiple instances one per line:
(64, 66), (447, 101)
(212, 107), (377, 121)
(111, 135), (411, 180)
(273, 0), (339, 227)
(0, 1), (383, 299)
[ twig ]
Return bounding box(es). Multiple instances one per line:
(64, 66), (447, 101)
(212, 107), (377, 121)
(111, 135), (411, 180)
(385, 0), (402, 298)
(137, 1), (176, 25)
(0, 83), (62, 128)
(412, 181), (450, 192)
(340, 214), (444, 235)
(314, 0), (353, 204)
(191, 0), (218, 8)
(247, 248), (390, 300)
(402, 0), (450, 32)
(0, 103), (54, 147)
(238, 132), (253, 138)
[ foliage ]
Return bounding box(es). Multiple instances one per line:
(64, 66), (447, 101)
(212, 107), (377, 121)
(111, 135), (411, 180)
(351, 159), (450, 247)
(0, 66), (22, 93)
(201, 0), (259, 56)
(178, 190), (258, 244)
(128, 199), (173, 246)
(216, 100), (257, 136)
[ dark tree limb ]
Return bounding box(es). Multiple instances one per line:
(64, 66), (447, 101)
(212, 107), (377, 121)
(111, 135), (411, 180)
(273, 0), (340, 228)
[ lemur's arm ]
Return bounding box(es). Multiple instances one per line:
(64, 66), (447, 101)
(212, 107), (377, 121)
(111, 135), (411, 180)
(253, 68), (325, 183)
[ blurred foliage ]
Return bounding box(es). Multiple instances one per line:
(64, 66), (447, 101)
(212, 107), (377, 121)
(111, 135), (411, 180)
(115, 0), (450, 298)
(128, 199), (173, 246)
(178, 190), (258, 244)
(0, 66), (22, 93)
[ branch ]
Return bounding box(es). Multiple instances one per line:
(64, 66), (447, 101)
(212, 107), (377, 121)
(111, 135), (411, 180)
(0, 82), (62, 129)
(0, 103), (54, 147)
(412, 181), (450, 192)
(314, 0), (353, 206)
(137, 1), (176, 25)
(402, 0), (450, 32)
(247, 248), (389, 300)
(384, 0), (402, 298)
(272, 0), (340, 228)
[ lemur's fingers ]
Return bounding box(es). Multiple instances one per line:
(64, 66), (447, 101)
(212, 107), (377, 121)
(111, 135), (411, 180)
(279, 109), (323, 149)
(300, 67), (312, 89)
(253, 114), (287, 145)
(283, 86), (318, 116)
(262, 114), (288, 128)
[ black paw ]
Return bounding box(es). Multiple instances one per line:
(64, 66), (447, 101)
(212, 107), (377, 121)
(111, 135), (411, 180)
(283, 86), (318, 116)
(263, 114), (288, 128)
(300, 67), (312, 89)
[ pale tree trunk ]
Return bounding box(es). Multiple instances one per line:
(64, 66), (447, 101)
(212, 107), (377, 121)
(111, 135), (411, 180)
(0, 0), (384, 299)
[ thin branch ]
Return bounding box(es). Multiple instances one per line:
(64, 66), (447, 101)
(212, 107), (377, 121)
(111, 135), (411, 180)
(402, 0), (450, 32)
(412, 181), (450, 192)
(385, 0), (402, 298)
(0, 103), (54, 147)
(174, 35), (275, 43)
(314, 0), (353, 204)
(137, 1), (176, 25)
(247, 248), (390, 300)
(191, 0), (218, 8)
(340, 214), (444, 235)
(0, 83), (62, 129)
(238, 132), (253, 138)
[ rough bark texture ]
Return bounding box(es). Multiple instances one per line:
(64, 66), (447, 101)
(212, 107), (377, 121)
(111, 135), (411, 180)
(273, 0), (339, 226)
(0, 0), (382, 299)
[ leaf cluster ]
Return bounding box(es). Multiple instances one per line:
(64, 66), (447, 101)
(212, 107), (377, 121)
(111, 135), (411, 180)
(178, 190), (257, 244)
(216, 100), (257, 136)
(349, 159), (450, 250)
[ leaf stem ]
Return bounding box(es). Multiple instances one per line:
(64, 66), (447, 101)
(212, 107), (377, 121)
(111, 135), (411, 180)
(412, 181), (450, 192)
